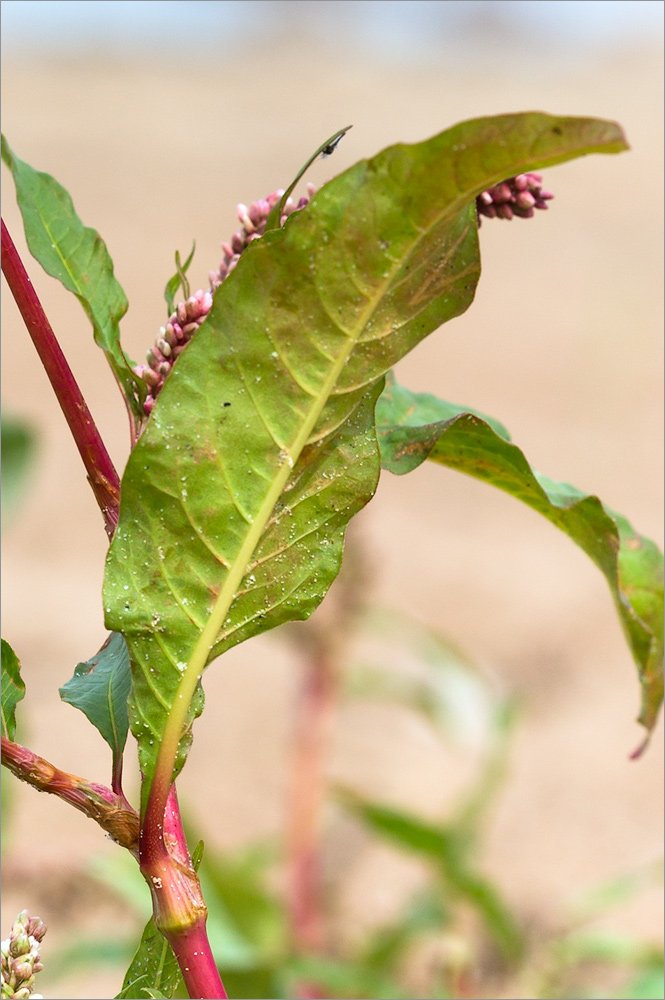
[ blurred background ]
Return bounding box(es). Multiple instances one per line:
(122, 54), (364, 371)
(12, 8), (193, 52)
(2, 2), (663, 998)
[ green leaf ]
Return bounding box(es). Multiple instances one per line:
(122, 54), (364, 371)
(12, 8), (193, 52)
(1, 639), (25, 740)
(195, 843), (286, 964)
(103, 113), (628, 802)
(1, 135), (144, 424)
(264, 125), (353, 232)
(376, 378), (664, 737)
(338, 790), (524, 961)
(59, 633), (131, 777)
(622, 965), (665, 1000)
(1, 414), (37, 530)
(164, 242), (196, 316)
(116, 917), (183, 1000)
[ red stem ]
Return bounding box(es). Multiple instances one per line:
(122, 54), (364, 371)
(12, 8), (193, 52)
(1, 735), (139, 853)
(140, 785), (227, 999)
(288, 644), (339, 956)
(1, 218), (120, 538)
(2, 220), (226, 998)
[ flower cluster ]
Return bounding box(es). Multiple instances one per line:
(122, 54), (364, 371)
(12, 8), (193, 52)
(1, 911), (46, 1000)
(134, 185), (316, 415)
(476, 173), (553, 223)
(135, 170), (552, 415)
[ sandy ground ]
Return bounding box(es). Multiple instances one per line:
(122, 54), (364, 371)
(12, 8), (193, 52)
(1, 33), (663, 1000)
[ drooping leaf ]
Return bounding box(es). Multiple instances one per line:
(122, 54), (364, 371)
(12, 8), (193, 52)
(338, 790), (524, 961)
(1, 414), (37, 530)
(116, 917), (183, 1000)
(376, 377), (664, 737)
(103, 113), (628, 803)
(164, 242), (196, 316)
(1, 135), (144, 424)
(59, 633), (132, 778)
(1, 639), (25, 740)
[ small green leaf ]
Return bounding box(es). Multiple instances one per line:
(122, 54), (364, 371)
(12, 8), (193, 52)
(59, 633), (131, 776)
(1, 414), (37, 530)
(164, 242), (196, 316)
(116, 918), (183, 1000)
(1, 639), (25, 740)
(376, 378), (664, 737)
(264, 125), (352, 231)
(1, 135), (144, 423)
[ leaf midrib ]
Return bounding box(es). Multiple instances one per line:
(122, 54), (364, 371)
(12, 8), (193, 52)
(150, 245), (399, 790)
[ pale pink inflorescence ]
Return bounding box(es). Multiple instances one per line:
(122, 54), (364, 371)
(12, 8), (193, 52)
(476, 173), (553, 223)
(134, 184), (317, 415)
(135, 173), (552, 414)
(1, 911), (46, 1000)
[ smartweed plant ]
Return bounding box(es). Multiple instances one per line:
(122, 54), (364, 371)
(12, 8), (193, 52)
(1, 113), (662, 1000)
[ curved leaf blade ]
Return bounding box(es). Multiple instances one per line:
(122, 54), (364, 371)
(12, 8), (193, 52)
(1, 639), (25, 740)
(376, 378), (664, 736)
(104, 113), (629, 797)
(1, 135), (144, 421)
(59, 632), (132, 774)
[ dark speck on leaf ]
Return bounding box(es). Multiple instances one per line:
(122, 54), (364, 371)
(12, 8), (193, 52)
(552, 126), (563, 135)
(223, 402), (231, 407)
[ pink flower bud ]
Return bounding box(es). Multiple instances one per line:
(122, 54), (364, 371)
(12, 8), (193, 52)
(231, 232), (245, 254)
(141, 367), (161, 388)
(515, 191), (536, 210)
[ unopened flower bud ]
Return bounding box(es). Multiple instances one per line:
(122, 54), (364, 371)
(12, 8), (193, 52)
(476, 172), (554, 225)
(515, 190), (536, 210)
(162, 325), (178, 348)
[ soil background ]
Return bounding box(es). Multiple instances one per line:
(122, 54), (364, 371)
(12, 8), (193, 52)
(2, 7), (663, 998)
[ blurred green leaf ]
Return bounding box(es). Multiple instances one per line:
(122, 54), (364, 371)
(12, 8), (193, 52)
(338, 790), (523, 961)
(347, 606), (505, 749)
(1, 134), (144, 423)
(1, 414), (37, 530)
(59, 633), (131, 780)
(196, 842), (286, 966)
(377, 377), (664, 737)
(621, 964), (665, 1000)
(282, 953), (409, 1000)
(1, 638), (25, 740)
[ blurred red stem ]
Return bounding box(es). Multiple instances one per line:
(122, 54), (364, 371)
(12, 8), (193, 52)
(1, 218), (120, 538)
(288, 638), (340, 966)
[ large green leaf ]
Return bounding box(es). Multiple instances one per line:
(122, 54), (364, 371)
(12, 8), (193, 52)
(104, 113), (628, 802)
(376, 377), (664, 737)
(1, 639), (25, 741)
(59, 633), (132, 779)
(1, 135), (144, 423)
